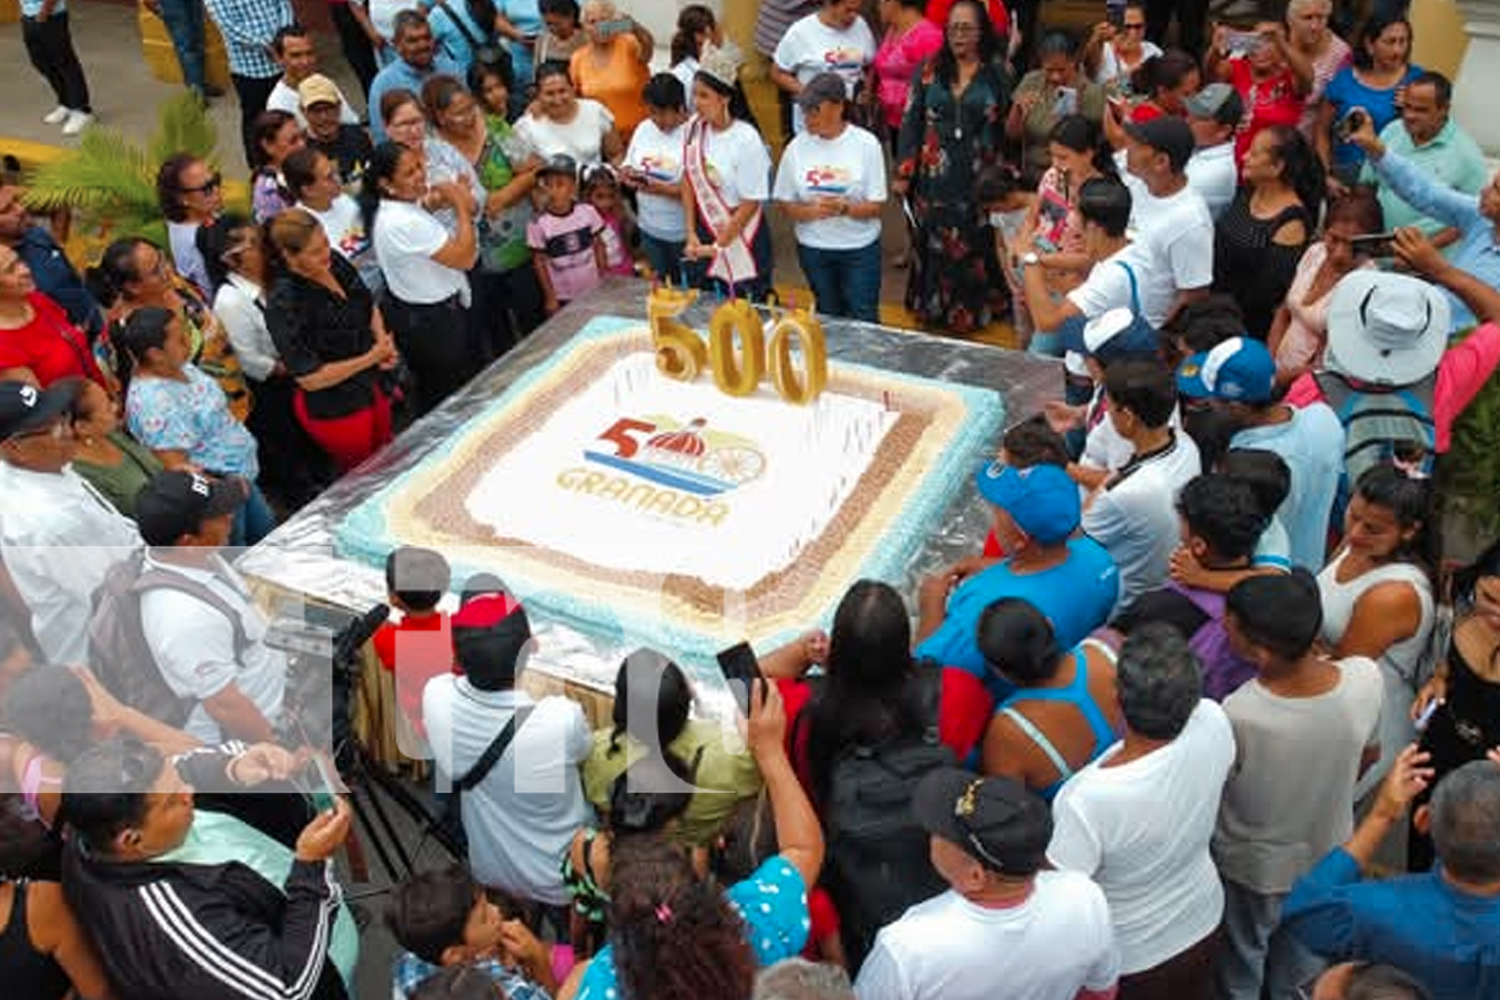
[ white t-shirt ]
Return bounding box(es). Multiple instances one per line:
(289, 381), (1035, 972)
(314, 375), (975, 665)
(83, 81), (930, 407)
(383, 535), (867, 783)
(514, 100), (616, 166)
(773, 13), (877, 133)
(302, 194), (383, 293)
(1082, 431), (1202, 613)
(691, 118), (771, 208)
(1121, 171), (1215, 295)
(1093, 39), (1163, 88)
(1214, 656), (1384, 894)
(373, 198), (470, 305)
(855, 873), (1120, 1000)
(625, 117), (688, 242)
(139, 553), (288, 747)
(1186, 142), (1238, 221)
(0, 463), (141, 666)
(1049, 700), (1235, 974)
(266, 77), (360, 127)
(1066, 241), (1176, 330)
(1080, 388), (1184, 473)
(773, 124), (886, 250)
(422, 679), (592, 905)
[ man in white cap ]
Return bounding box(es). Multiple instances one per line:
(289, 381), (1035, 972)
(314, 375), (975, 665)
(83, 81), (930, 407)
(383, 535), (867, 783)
(1283, 227), (1500, 484)
(0, 380), (141, 666)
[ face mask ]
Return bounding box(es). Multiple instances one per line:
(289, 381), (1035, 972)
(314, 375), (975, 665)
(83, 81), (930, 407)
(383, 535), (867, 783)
(987, 211), (1008, 228)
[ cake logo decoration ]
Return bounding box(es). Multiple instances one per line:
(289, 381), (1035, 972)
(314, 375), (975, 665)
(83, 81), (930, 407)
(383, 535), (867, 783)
(582, 415), (766, 497)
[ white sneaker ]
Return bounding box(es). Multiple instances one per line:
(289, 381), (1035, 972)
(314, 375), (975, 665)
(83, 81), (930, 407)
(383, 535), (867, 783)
(42, 105), (69, 125)
(61, 111), (93, 136)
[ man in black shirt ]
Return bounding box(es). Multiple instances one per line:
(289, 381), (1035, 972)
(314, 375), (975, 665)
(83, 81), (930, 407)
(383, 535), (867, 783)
(299, 74), (373, 189)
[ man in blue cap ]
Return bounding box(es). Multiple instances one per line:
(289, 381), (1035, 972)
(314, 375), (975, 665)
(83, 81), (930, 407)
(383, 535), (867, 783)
(1177, 336), (1344, 571)
(916, 461), (1120, 700)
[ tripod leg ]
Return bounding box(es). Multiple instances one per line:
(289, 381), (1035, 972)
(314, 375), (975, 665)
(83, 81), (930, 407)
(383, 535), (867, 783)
(360, 771), (417, 878)
(342, 796), (373, 884)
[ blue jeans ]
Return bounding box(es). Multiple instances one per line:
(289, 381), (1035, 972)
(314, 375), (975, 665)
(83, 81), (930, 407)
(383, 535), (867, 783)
(796, 240), (881, 323)
(156, 0), (206, 91)
(640, 232), (686, 284)
(231, 481), (277, 547)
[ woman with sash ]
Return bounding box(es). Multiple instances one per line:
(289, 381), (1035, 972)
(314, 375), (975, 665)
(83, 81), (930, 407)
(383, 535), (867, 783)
(682, 45), (774, 301)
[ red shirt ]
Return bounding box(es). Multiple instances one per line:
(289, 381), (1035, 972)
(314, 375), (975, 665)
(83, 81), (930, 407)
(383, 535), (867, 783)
(776, 667), (994, 793)
(0, 292), (106, 387)
(1229, 60), (1304, 168)
(925, 0), (1010, 36)
(373, 612), (456, 739)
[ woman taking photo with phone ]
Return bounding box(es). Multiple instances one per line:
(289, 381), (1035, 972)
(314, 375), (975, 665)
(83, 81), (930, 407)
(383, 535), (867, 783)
(570, 0), (654, 143)
(1007, 30), (1106, 180)
(1315, 13), (1420, 193)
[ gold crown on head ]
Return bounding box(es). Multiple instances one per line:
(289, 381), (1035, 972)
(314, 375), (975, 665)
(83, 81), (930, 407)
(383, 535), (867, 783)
(697, 42), (742, 90)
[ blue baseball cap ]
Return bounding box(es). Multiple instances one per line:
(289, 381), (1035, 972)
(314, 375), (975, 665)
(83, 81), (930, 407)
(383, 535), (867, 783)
(1060, 307), (1159, 363)
(1176, 337), (1275, 403)
(975, 461), (1079, 545)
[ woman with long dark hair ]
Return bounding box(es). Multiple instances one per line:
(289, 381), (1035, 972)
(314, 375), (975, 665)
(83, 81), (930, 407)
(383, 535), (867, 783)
(758, 579), (993, 966)
(362, 141), (480, 415)
(1212, 125), (1322, 338)
(894, 0), (1012, 334)
(1409, 538), (1500, 870)
(682, 46), (774, 300)
(1317, 464), (1437, 797)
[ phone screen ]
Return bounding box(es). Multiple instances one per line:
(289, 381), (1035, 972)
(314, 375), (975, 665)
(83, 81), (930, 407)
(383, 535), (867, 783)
(716, 642), (763, 716)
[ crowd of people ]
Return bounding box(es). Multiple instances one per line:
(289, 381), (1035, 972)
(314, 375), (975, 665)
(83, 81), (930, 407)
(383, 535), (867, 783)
(4, 0), (1500, 998)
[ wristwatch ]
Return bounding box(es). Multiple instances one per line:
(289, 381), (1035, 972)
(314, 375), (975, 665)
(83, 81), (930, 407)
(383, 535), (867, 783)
(1021, 252), (1041, 267)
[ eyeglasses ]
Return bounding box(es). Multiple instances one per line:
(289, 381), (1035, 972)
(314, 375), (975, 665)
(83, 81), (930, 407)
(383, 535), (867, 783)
(180, 172), (222, 194)
(948, 23), (980, 35)
(1122, 22), (1147, 31)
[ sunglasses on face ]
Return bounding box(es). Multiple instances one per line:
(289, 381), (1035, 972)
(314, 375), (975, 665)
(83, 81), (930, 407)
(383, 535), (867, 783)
(1122, 22), (1146, 31)
(180, 172), (222, 195)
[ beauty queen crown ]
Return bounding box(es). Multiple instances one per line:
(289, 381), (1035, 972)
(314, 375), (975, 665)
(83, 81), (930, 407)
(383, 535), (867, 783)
(698, 42), (743, 89)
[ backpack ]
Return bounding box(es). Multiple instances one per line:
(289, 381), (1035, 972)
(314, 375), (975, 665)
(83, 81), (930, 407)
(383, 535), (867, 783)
(1116, 584), (1255, 701)
(1314, 370), (1437, 513)
(819, 667), (954, 972)
(87, 550), (250, 728)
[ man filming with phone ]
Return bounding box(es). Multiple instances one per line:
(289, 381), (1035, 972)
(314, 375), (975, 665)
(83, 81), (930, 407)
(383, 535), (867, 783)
(1355, 71), (1488, 259)
(1348, 100), (1500, 332)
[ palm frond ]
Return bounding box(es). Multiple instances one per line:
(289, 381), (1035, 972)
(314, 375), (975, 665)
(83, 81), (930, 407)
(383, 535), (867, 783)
(148, 93), (219, 167)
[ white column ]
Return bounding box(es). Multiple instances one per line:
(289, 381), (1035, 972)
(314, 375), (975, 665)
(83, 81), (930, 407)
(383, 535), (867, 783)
(1453, 0), (1500, 158)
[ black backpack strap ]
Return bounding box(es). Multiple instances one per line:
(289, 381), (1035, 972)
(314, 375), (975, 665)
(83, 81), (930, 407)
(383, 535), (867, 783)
(456, 706), (534, 792)
(132, 569), (251, 655)
(432, 0), (485, 51)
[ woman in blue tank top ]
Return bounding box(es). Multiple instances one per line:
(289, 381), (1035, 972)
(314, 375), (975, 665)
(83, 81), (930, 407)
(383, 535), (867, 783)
(977, 597), (1123, 801)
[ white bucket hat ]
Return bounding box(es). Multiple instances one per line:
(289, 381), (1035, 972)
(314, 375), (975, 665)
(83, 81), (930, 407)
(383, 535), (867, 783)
(1324, 270), (1450, 386)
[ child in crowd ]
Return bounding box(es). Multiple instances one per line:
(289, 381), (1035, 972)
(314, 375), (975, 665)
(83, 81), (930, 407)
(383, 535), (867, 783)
(581, 165), (638, 278)
(373, 545), (456, 746)
(976, 166), (1036, 345)
(388, 864), (574, 1000)
(527, 154), (607, 315)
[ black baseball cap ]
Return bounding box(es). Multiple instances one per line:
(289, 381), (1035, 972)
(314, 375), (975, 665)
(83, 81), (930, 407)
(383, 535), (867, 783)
(913, 768), (1053, 875)
(537, 153), (578, 181)
(135, 470), (246, 545)
(1124, 115), (1196, 173)
(0, 380), (73, 441)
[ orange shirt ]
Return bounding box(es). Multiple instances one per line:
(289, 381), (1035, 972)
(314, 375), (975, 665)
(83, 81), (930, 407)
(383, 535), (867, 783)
(570, 35), (650, 142)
